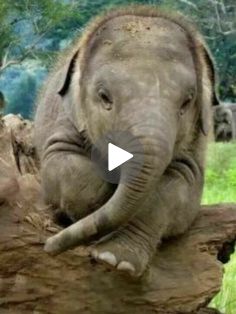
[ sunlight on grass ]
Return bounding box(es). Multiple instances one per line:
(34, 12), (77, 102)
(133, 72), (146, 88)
(202, 142), (236, 314)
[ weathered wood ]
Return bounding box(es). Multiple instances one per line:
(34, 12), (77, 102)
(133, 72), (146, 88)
(0, 114), (235, 314)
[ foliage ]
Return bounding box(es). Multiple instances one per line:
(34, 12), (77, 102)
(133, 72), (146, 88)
(202, 142), (236, 314)
(0, 0), (235, 118)
(202, 142), (236, 204)
(0, 0), (81, 71)
(6, 72), (37, 118)
(0, 62), (47, 118)
(211, 251), (236, 314)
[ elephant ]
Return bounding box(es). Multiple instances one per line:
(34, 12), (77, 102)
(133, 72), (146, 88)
(214, 104), (236, 141)
(34, 5), (219, 277)
(225, 103), (236, 137)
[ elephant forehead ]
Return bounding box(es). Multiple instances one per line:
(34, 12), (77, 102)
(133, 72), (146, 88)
(87, 15), (193, 64)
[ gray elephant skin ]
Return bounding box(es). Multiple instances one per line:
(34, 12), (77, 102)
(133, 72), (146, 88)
(214, 103), (236, 141)
(34, 5), (218, 276)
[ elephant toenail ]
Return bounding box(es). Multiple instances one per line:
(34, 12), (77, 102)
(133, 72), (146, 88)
(117, 261), (135, 273)
(91, 249), (98, 259)
(98, 252), (117, 266)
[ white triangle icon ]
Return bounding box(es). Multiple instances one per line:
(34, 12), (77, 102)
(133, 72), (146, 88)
(108, 143), (133, 171)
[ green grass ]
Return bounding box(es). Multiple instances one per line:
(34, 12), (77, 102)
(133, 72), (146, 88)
(211, 253), (236, 314)
(202, 142), (236, 314)
(202, 142), (236, 205)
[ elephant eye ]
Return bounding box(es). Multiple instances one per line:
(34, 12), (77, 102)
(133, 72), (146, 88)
(97, 88), (113, 110)
(179, 91), (195, 116)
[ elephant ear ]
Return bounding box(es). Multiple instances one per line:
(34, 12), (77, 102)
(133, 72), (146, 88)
(202, 47), (220, 107)
(198, 43), (220, 136)
(58, 49), (79, 97)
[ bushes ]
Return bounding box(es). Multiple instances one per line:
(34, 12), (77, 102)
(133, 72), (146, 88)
(202, 142), (236, 204)
(0, 0), (235, 118)
(204, 142), (236, 314)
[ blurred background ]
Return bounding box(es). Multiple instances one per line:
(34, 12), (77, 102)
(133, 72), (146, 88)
(0, 1), (235, 313)
(0, 0), (235, 118)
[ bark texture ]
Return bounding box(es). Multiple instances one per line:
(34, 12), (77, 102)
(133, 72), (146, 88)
(0, 114), (235, 314)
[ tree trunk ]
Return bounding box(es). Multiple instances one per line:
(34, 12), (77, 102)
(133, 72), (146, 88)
(0, 114), (235, 314)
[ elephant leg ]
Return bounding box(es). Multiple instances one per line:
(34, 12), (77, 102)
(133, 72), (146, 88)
(91, 202), (164, 276)
(91, 161), (202, 277)
(41, 153), (114, 223)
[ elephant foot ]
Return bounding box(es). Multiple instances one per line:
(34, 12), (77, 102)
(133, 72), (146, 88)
(90, 228), (156, 277)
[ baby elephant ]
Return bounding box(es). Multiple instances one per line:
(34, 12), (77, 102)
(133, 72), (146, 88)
(34, 5), (219, 276)
(214, 104), (236, 141)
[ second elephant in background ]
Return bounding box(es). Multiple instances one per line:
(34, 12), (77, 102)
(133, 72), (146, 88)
(214, 103), (236, 142)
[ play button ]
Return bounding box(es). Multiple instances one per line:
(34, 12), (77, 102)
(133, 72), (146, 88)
(108, 143), (133, 171)
(90, 130), (144, 184)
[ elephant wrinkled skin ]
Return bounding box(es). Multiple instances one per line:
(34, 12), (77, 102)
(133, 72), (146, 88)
(34, 5), (218, 276)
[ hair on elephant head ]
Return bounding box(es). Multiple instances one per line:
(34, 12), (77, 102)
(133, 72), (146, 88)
(59, 7), (219, 140)
(35, 5), (219, 276)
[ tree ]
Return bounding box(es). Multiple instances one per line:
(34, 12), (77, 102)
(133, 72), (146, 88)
(0, 0), (235, 117)
(0, 0), (81, 73)
(7, 74), (37, 118)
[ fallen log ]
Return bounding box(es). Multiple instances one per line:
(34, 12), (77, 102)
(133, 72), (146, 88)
(0, 114), (235, 314)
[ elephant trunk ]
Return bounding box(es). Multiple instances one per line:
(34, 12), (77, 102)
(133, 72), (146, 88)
(44, 107), (176, 255)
